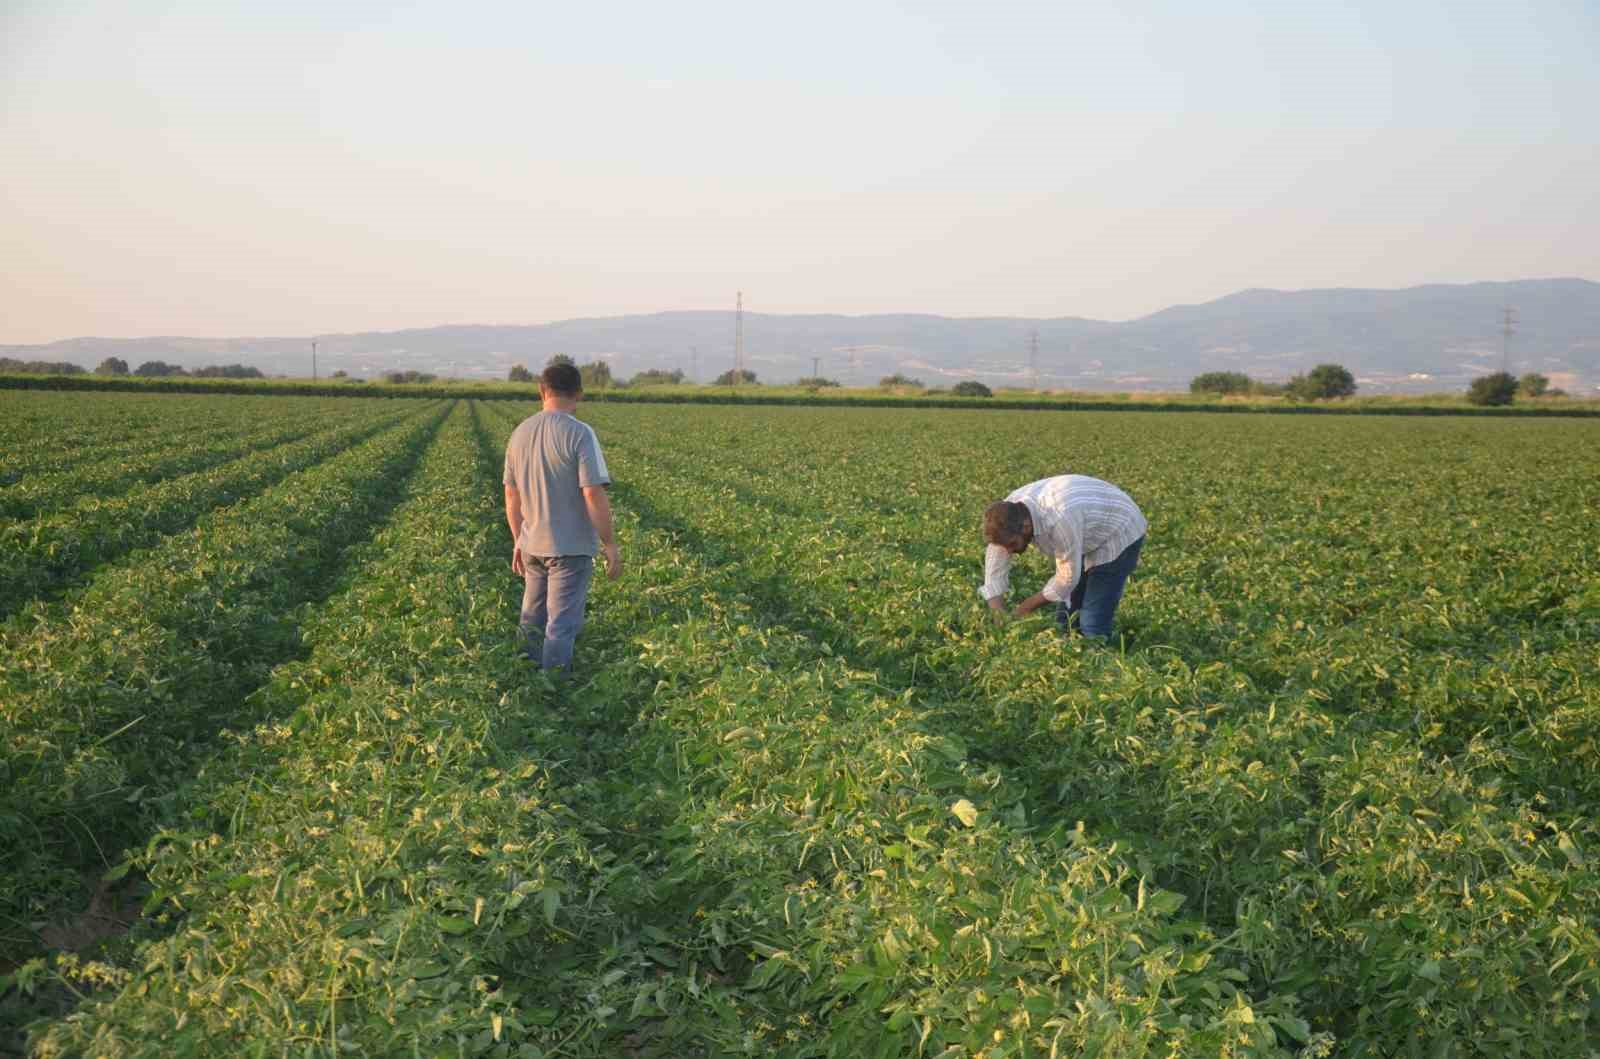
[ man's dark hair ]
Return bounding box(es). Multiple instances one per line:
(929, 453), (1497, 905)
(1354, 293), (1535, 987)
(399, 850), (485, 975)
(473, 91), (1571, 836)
(541, 361), (583, 397)
(983, 500), (1028, 545)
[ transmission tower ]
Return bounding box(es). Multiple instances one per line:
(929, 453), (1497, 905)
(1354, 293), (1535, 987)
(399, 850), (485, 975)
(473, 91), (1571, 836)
(1501, 307), (1517, 374)
(1028, 330), (1039, 391)
(732, 291), (744, 387)
(690, 345), (698, 384)
(811, 355), (821, 380)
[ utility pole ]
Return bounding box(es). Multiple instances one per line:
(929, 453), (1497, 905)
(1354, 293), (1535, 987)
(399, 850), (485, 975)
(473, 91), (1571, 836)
(733, 291), (744, 387)
(1028, 330), (1039, 391)
(690, 345), (698, 384)
(1501, 307), (1517, 374)
(812, 354), (821, 380)
(312, 340), (318, 381)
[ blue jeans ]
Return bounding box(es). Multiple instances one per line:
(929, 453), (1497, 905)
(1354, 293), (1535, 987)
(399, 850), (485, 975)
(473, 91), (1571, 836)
(520, 554), (594, 670)
(1057, 536), (1143, 639)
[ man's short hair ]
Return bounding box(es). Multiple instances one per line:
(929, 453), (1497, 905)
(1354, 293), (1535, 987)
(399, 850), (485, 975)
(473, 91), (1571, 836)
(541, 362), (582, 397)
(983, 500), (1028, 545)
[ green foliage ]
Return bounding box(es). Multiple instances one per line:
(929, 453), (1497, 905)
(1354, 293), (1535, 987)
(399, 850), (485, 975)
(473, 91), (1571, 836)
(1519, 372), (1550, 397)
(381, 369), (437, 384)
(631, 368), (685, 386)
(94, 358), (129, 376)
(795, 375), (841, 389)
(0, 358), (85, 376)
(579, 360), (614, 389)
(2, 393), (1599, 1056)
(132, 361), (185, 378)
(1468, 371), (1518, 406)
(190, 364), (264, 378)
(951, 380), (992, 397)
(507, 364), (534, 383)
(714, 368), (758, 386)
(1286, 363), (1356, 400)
(544, 354), (575, 370)
(879, 373), (924, 388)
(1190, 371), (1253, 395)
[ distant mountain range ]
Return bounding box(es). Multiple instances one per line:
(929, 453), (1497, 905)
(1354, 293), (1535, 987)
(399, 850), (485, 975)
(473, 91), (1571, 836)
(6, 278), (1598, 393)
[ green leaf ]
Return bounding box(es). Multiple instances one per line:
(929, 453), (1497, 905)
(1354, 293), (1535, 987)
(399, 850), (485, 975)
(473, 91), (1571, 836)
(436, 914), (473, 935)
(951, 799), (979, 827)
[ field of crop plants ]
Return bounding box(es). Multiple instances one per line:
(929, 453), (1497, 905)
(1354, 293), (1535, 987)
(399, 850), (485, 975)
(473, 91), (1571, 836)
(2, 389), (1598, 1058)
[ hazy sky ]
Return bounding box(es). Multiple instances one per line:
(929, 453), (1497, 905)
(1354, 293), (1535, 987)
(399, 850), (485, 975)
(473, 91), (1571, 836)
(3, 0), (1596, 343)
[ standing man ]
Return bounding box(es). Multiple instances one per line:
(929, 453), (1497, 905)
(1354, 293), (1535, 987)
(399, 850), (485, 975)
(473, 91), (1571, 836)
(504, 361), (622, 671)
(981, 474), (1147, 639)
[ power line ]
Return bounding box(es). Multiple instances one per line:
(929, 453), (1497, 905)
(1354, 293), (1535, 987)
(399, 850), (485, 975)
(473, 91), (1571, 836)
(1501, 306), (1517, 374)
(733, 291), (744, 387)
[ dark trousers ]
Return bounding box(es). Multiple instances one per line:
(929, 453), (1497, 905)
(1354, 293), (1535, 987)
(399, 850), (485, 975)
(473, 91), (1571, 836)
(1056, 536), (1143, 639)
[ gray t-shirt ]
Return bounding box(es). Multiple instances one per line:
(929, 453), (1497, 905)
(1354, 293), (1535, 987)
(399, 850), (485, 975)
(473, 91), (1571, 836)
(503, 410), (611, 557)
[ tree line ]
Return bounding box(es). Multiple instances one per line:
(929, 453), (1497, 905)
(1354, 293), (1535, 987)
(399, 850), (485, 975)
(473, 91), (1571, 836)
(0, 357), (267, 379)
(509, 357), (997, 395)
(1190, 364), (1564, 406)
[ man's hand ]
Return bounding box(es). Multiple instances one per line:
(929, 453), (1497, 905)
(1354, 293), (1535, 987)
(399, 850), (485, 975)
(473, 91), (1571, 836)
(1012, 591), (1049, 619)
(511, 546), (525, 577)
(602, 542), (622, 580)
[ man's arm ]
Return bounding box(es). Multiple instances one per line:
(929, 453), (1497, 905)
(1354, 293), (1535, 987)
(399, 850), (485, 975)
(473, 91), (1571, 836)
(582, 484), (622, 579)
(504, 485), (525, 575)
(1012, 591), (1051, 617)
(981, 543), (1013, 625)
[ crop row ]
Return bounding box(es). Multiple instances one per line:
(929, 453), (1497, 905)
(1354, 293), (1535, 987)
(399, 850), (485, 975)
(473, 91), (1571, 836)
(0, 401), (450, 971)
(571, 403), (1600, 1055)
(0, 397), (386, 522)
(0, 400), (423, 620)
(22, 403), (617, 1056)
(0, 393), (323, 486)
(5, 396), (1596, 1057)
(474, 400), (1313, 1055)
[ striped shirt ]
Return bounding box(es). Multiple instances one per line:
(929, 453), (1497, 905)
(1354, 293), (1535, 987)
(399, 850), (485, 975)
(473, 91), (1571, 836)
(981, 475), (1147, 604)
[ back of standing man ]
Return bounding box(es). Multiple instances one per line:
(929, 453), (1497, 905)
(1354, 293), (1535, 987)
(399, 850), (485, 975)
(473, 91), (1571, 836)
(503, 362), (622, 671)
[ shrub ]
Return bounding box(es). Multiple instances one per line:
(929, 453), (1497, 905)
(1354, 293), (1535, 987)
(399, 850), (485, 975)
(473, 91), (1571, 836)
(951, 380), (992, 397)
(714, 368), (758, 386)
(795, 376), (841, 389)
(508, 364), (534, 383)
(1190, 371), (1253, 395)
(94, 357), (130, 376)
(1467, 371), (1518, 406)
(1286, 363), (1356, 400)
(1519, 372), (1550, 397)
(579, 361), (614, 390)
(879, 373), (923, 388)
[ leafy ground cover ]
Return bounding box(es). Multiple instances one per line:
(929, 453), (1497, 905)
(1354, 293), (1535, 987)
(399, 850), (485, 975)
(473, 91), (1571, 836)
(0, 396), (372, 521)
(1, 392), (1597, 1056)
(0, 399), (421, 620)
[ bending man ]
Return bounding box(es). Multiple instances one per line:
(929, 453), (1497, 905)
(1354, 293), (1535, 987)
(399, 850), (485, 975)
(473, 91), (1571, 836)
(981, 474), (1147, 638)
(504, 361), (622, 671)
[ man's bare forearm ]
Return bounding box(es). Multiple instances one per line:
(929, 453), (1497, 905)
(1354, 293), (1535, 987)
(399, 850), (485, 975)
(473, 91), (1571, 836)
(582, 486), (616, 548)
(1013, 591), (1049, 616)
(504, 485), (523, 542)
